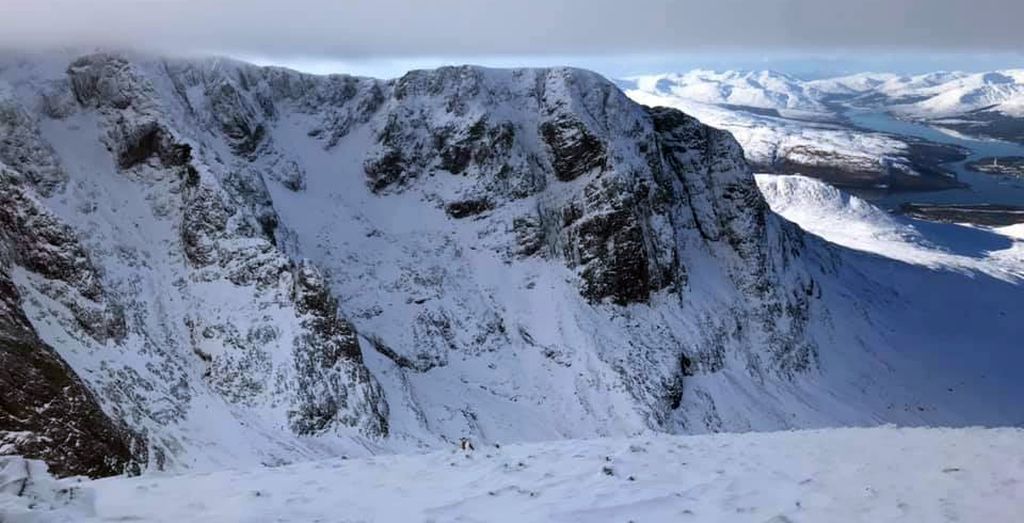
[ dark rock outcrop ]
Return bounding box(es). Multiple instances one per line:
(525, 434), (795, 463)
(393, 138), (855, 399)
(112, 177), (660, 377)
(540, 117), (607, 182)
(0, 268), (142, 478)
(0, 93), (66, 195)
(111, 120), (192, 169)
(445, 198), (493, 219)
(565, 177), (657, 304)
(0, 171), (125, 341)
(289, 263), (388, 437)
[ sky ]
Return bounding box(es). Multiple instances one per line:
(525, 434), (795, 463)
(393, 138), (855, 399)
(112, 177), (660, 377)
(241, 51), (1024, 80)
(1, 0), (1022, 78)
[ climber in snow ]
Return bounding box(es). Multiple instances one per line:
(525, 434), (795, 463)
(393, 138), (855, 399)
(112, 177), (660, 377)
(459, 438), (475, 451)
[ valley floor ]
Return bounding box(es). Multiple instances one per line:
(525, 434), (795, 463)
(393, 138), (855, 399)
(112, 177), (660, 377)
(4, 427), (1022, 522)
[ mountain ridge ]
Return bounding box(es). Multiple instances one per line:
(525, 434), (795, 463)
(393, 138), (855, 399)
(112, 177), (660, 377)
(0, 52), (1021, 477)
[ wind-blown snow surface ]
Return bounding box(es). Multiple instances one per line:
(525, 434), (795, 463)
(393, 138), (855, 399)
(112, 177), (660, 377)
(4, 427), (1023, 522)
(1, 53), (1023, 476)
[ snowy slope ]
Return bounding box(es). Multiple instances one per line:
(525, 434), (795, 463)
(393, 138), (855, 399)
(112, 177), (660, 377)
(754, 175), (1024, 434)
(0, 53), (394, 471)
(804, 72), (903, 95)
(4, 427), (1022, 522)
(756, 174), (1024, 279)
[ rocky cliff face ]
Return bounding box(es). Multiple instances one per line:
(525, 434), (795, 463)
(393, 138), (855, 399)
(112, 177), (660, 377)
(0, 52), (851, 475)
(0, 164), (142, 477)
(0, 265), (140, 478)
(0, 53), (396, 474)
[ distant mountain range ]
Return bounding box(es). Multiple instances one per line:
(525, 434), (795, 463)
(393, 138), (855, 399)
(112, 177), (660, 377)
(811, 70), (1024, 119)
(622, 70), (826, 113)
(623, 69), (1024, 120)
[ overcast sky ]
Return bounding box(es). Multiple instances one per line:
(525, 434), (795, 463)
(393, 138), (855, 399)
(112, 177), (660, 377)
(2, 0), (1022, 77)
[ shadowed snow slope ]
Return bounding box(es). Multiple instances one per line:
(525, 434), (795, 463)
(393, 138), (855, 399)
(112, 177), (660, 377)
(3, 427), (1022, 522)
(0, 53), (1022, 476)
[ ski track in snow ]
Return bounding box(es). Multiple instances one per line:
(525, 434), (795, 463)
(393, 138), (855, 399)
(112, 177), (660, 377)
(3, 427), (1022, 522)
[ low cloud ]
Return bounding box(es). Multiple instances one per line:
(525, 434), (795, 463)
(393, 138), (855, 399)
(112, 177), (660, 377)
(1, 0), (1020, 59)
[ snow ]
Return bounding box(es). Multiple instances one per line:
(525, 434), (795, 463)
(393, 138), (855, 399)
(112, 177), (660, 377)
(4, 427), (1022, 522)
(261, 77), (665, 452)
(622, 76), (911, 172)
(623, 70), (825, 112)
(808, 71), (967, 99)
(625, 68), (1024, 123)
(2, 52), (1024, 478)
(805, 69), (1024, 119)
(623, 68), (1024, 164)
(887, 70), (1024, 119)
(756, 174), (1024, 281)
(0, 54), (390, 469)
(752, 175), (1024, 434)
(0, 457), (95, 523)
(997, 223), (1024, 239)
(1, 54), (1021, 523)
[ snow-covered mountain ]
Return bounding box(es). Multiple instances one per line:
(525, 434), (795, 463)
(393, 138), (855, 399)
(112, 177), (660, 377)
(807, 71), (965, 99)
(621, 73), (948, 191)
(810, 70), (1024, 119)
(906, 71), (1024, 118)
(621, 70), (825, 113)
(628, 68), (1024, 120)
(627, 68), (1024, 123)
(624, 68), (1024, 187)
(1, 53), (1022, 478)
(811, 70), (1024, 143)
(878, 71), (1024, 142)
(757, 174), (1024, 279)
